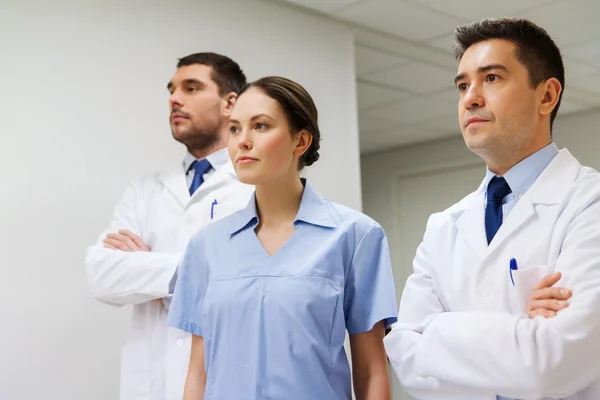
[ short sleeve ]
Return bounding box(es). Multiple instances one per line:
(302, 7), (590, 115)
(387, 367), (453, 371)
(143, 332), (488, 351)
(166, 237), (209, 337)
(344, 223), (398, 335)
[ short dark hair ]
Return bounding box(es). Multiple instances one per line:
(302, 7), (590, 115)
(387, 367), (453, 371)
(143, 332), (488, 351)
(177, 52), (247, 96)
(453, 17), (565, 128)
(239, 76), (321, 169)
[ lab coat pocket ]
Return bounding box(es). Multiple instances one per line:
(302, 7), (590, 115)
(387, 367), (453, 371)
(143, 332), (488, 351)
(511, 265), (551, 313)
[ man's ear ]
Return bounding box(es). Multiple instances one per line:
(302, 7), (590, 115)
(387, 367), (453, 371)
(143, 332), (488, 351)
(223, 92), (237, 117)
(539, 77), (562, 117)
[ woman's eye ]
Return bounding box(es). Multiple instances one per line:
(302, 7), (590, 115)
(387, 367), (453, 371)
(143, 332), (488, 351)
(255, 123), (267, 130)
(229, 126), (239, 134)
(487, 74), (498, 82)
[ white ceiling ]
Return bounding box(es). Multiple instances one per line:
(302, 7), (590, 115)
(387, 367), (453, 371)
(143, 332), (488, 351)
(275, 0), (600, 153)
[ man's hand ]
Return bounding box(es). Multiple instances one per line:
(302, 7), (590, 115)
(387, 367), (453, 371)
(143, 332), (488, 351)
(103, 229), (150, 252)
(527, 272), (572, 318)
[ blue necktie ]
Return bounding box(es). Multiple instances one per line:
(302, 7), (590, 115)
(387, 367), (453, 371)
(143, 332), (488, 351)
(189, 159), (212, 196)
(485, 176), (511, 244)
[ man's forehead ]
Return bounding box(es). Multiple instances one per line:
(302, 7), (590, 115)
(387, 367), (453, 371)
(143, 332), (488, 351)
(458, 39), (517, 70)
(170, 64), (214, 84)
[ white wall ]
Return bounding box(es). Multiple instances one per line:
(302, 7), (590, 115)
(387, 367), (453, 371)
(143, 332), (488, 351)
(0, 1), (360, 399)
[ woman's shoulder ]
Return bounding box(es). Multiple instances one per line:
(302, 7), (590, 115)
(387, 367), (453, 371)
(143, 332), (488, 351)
(323, 199), (384, 239)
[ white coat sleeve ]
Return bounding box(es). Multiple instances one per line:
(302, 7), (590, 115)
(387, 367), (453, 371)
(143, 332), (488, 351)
(85, 181), (181, 306)
(384, 215), (484, 399)
(414, 196), (600, 399)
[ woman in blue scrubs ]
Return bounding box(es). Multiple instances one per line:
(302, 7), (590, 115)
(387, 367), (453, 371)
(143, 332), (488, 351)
(167, 76), (398, 400)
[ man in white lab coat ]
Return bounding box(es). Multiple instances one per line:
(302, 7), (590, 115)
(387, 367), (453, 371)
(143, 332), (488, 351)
(85, 53), (254, 400)
(385, 17), (600, 400)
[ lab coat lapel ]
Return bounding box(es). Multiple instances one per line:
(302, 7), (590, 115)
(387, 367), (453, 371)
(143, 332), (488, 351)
(158, 164), (190, 208)
(188, 161), (238, 204)
(528, 149), (580, 206)
(486, 149), (581, 256)
(454, 187), (488, 262)
(158, 159), (240, 208)
(485, 192), (536, 256)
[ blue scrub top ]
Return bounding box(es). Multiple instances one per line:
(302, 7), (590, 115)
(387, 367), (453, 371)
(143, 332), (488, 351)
(167, 180), (398, 400)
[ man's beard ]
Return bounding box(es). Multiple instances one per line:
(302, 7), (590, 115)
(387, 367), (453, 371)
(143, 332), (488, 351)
(172, 122), (221, 153)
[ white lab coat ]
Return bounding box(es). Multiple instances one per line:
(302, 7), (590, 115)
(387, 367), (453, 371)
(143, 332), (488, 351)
(384, 149), (600, 400)
(85, 160), (253, 400)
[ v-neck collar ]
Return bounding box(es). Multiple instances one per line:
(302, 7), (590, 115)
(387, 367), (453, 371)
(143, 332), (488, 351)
(226, 179), (336, 236)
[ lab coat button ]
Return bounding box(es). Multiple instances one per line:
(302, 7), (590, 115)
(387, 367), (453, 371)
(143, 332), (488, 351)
(176, 339), (183, 346)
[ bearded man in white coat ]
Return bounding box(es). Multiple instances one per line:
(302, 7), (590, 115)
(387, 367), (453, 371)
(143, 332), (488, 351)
(85, 52), (253, 400)
(385, 17), (600, 400)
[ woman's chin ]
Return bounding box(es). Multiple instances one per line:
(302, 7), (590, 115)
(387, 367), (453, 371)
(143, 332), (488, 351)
(235, 170), (261, 186)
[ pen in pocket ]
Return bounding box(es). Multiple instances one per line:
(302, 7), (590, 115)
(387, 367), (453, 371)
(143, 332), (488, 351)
(211, 199), (218, 220)
(509, 258), (518, 286)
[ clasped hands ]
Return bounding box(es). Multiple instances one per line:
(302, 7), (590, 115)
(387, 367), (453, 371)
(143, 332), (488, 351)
(103, 229), (149, 252)
(527, 271), (571, 319)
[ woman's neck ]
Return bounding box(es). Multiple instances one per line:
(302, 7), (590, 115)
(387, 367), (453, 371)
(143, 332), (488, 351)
(255, 175), (304, 228)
